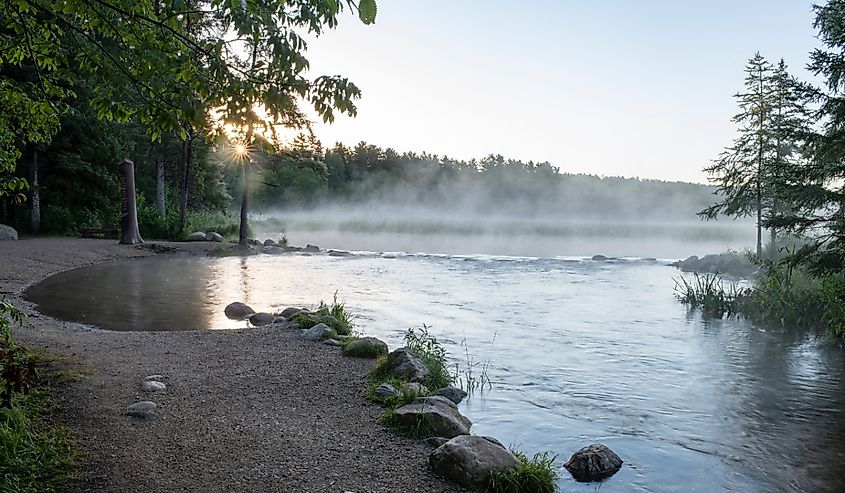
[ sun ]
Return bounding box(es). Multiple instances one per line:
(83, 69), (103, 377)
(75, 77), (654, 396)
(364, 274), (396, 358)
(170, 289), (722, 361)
(234, 143), (247, 156)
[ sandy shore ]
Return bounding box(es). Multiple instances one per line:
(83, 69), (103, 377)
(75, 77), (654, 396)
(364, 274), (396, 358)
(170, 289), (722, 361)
(0, 237), (462, 493)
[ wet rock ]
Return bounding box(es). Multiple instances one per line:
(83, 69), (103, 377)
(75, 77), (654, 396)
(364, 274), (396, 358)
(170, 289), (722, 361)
(127, 401), (159, 419)
(385, 348), (429, 383)
(263, 239), (277, 246)
(0, 224), (18, 240)
(224, 302), (255, 321)
(304, 244), (320, 252)
(301, 323), (336, 341)
(328, 250), (351, 257)
(322, 338), (342, 346)
(263, 246), (285, 255)
(280, 307), (304, 319)
(186, 231), (206, 241)
(591, 254), (609, 261)
(374, 383), (401, 401)
(429, 435), (519, 488)
(247, 238), (262, 246)
(342, 337), (388, 358)
(248, 312), (275, 326)
(284, 245), (304, 252)
(563, 443), (623, 482)
(393, 396), (472, 438)
(141, 380), (166, 392)
(205, 232), (223, 242)
(436, 386), (468, 405)
(149, 243), (176, 254)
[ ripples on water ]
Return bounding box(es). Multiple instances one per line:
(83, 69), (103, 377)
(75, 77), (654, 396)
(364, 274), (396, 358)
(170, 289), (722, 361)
(26, 252), (845, 492)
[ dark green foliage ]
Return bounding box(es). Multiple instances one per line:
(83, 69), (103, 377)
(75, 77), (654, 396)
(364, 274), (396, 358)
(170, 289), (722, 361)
(0, 300), (74, 492)
(314, 294), (353, 336)
(487, 450), (558, 493)
(342, 338), (387, 358)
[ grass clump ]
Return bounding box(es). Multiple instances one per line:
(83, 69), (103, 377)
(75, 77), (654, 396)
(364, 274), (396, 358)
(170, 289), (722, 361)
(342, 337), (387, 358)
(292, 293), (354, 336)
(487, 449), (558, 493)
(674, 272), (740, 319)
(403, 325), (452, 390)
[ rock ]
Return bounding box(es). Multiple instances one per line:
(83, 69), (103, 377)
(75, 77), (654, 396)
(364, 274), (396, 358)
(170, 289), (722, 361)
(393, 396), (472, 438)
(224, 302), (255, 321)
(280, 307), (304, 319)
(424, 437), (449, 448)
(264, 239), (277, 246)
(323, 338), (342, 346)
(429, 435), (520, 488)
(0, 224), (18, 240)
(304, 244), (320, 252)
(436, 386), (468, 405)
(301, 323), (336, 341)
(263, 246), (285, 255)
(247, 312), (275, 326)
(186, 231), (206, 241)
(205, 232), (223, 242)
(563, 443), (623, 482)
(591, 254), (609, 261)
(342, 337), (388, 358)
(384, 348), (430, 383)
(284, 246), (304, 252)
(126, 401), (159, 419)
(373, 383), (401, 401)
(328, 249), (351, 257)
(141, 380), (166, 392)
(144, 374), (165, 381)
(404, 382), (429, 395)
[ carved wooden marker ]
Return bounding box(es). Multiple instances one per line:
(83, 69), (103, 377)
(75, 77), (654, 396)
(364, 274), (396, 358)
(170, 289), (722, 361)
(118, 158), (144, 245)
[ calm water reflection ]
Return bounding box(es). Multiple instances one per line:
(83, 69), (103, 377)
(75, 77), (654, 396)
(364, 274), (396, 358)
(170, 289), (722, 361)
(25, 254), (845, 492)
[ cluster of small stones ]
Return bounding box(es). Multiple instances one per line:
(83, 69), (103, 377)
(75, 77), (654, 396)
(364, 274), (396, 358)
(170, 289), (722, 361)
(185, 231), (223, 242)
(126, 374), (167, 421)
(219, 301), (624, 489)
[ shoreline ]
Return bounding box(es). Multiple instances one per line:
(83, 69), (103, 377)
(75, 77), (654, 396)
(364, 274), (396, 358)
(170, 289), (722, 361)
(0, 237), (463, 492)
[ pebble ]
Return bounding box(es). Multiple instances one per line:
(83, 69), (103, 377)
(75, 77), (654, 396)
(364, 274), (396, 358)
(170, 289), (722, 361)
(142, 380), (167, 392)
(127, 401), (159, 420)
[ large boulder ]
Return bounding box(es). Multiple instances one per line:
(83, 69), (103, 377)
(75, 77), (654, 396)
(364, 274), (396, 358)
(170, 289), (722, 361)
(429, 435), (520, 489)
(205, 232), (223, 242)
(301, 323), (336, 341)
(186, 231), (206, 241)
(304, 244), (320, 252)
(0, 224), (18, 240)
(342, 337), (388, 358)
(224, 302), (255, 321)
(263, 239), (277, 246)
(393, 396), (471, 438)
(384, 348), (429, 383)
(563, 443), (623, 482)
(247, 312), (275, 326)
(436, 386), (468, 405)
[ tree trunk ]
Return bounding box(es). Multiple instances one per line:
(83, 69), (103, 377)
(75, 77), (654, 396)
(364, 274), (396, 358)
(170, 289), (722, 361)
(155, 143), (165, 215)
(239, 161), (249, 245)
(770, 199), (777, 260)
(29, 147), (40, 233)
(178, 133), (192, 234)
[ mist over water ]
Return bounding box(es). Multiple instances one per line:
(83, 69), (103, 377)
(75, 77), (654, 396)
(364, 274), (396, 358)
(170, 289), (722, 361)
(252, 204), (756, 259)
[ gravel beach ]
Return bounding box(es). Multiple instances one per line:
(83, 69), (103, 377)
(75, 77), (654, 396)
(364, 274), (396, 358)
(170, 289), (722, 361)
(0, 237), (463, 493)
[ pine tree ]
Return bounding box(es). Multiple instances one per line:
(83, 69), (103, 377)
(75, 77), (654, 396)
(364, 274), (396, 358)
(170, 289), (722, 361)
(701, 53), (777, 258)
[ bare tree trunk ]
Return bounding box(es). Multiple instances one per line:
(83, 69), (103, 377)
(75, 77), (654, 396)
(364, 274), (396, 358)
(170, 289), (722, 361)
(239, 161), (249, 245)
(770, 199), (777, 260)
(178, 132), (193, 234)
(29, 147), (40, 233)
(756, 184), (762, 258)
(155, 143), (165, 215)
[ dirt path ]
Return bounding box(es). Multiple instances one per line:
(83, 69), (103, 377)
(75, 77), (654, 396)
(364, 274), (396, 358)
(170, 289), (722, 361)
(0, 237), (461, 493)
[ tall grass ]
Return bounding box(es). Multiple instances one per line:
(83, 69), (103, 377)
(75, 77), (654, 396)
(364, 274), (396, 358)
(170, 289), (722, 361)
(673, 273), (741, 319)
(487, 449), (558, 493)
(403, 325), (452, 390)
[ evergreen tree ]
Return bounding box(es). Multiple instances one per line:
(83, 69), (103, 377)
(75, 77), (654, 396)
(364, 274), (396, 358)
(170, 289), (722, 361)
(701, 53), (778, 258)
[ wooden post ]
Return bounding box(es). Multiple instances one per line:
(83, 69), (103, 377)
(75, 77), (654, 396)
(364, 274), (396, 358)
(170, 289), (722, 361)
(118, 159), (144, 245)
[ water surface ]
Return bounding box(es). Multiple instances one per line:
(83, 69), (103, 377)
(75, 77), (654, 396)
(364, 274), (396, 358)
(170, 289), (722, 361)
(25, 253), (845, 492)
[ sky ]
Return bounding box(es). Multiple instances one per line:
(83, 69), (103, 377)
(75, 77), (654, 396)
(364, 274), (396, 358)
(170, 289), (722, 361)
(302, 1), (822, 184)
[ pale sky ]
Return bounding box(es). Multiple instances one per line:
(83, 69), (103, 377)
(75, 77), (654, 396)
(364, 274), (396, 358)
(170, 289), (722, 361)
(303, 1), (821, 184)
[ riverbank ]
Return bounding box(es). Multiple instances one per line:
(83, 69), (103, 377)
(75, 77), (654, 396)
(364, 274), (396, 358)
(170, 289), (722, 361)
(0, 237), (463, 492)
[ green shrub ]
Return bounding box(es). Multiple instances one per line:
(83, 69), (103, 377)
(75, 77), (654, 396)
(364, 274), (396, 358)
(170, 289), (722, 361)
(184, 210), (242, 239)
(487, 450), (558, 493)
(314, 293), (353, 335)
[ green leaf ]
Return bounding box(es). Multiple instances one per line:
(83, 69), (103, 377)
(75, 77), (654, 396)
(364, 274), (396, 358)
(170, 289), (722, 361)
(358, 0), (377, 24)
